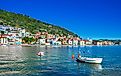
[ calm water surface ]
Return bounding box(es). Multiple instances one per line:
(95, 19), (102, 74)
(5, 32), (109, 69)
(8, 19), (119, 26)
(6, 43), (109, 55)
(0, 45), (121, 76)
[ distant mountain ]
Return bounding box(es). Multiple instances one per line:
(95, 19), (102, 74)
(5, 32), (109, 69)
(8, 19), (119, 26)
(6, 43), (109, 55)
(0, 9), (79, 37)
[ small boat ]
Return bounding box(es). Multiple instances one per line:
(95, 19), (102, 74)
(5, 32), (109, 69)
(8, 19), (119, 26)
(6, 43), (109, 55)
(76, 57), (103, 64)
(37, 52), (44, 56)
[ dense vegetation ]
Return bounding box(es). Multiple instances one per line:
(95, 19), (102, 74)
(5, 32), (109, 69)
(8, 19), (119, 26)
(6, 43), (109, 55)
(22, 37), (36, 44)
(0, 9), (78, 37)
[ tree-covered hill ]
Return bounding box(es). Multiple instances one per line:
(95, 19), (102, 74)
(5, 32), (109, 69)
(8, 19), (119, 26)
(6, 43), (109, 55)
(0, 9), (78, 37)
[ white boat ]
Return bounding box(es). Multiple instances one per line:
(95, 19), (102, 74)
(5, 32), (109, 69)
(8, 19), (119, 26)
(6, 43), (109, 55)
(37, 52), (44, 56)
(76, 57), (103, 64)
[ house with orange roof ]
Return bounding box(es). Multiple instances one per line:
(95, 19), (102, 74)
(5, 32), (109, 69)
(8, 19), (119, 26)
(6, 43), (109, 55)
(62, 38), (68, 45)
(0, 34), (9, 45)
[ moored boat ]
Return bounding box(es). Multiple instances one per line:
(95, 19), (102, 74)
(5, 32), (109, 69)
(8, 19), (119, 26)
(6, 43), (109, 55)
(76, 57), (103, 64)
(37, 52), (44, 56)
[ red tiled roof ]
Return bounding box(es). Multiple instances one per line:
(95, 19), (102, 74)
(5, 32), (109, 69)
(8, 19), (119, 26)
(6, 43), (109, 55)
(0, 34), (12, 38)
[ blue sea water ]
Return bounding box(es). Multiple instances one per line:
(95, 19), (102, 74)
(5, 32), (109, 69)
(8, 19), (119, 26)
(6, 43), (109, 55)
(0, 45), (121, 76)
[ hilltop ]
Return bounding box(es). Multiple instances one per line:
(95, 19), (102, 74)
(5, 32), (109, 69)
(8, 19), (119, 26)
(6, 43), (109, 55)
(0, 9), (78, 37)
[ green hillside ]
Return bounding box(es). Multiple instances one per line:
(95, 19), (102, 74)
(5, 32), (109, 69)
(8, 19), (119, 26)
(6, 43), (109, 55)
(0, 9), (78, 37)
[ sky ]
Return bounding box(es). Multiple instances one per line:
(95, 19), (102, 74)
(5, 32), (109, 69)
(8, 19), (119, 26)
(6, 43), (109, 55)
(0, 0), (121, 39)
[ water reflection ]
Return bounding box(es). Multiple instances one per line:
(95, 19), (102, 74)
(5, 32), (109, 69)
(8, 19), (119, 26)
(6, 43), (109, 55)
(0, 46), (24, 63)
(0, 46), (121, 76)
(77, 63), (103, 71)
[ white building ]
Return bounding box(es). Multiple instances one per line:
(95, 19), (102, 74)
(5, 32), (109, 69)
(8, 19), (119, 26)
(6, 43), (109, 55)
(25, 32), (30, 37)
(0, 37), (8, 45)
(68, 39), (73, 45)
(39, 39), (46, 45)
(19, 29), (26, 37)
(0, 34), (9, 45)
(73, 39), (79, 46)
(97, 42), (103, 45)
(80, 40), (85, 46)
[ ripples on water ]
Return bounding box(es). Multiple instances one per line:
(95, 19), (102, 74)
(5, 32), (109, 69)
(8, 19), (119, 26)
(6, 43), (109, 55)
(0, 45), (121, 76)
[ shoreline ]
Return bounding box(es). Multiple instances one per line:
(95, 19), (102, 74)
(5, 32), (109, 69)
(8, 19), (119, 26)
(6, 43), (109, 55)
(0, 44), (120, 47)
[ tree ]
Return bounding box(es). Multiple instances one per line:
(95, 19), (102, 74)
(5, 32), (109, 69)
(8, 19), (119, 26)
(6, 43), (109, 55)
(0, 9), (79, 37)
(22, 37), (35, 44)
(1, 31), (4, 34)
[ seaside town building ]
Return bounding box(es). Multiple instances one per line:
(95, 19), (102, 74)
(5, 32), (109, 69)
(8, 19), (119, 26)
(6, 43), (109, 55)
(0, 34), (9, 45)
(72, 38), (79, 46)
(0, 25), (120, 46)
(68, 38), (73, 45)
(80, 40), (85, 46)
(62, 38), (68, 45)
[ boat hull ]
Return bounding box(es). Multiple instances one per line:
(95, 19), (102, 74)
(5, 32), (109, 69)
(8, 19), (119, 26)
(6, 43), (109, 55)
(37, 52), (44, 56)
(76, 57), (103, 64)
